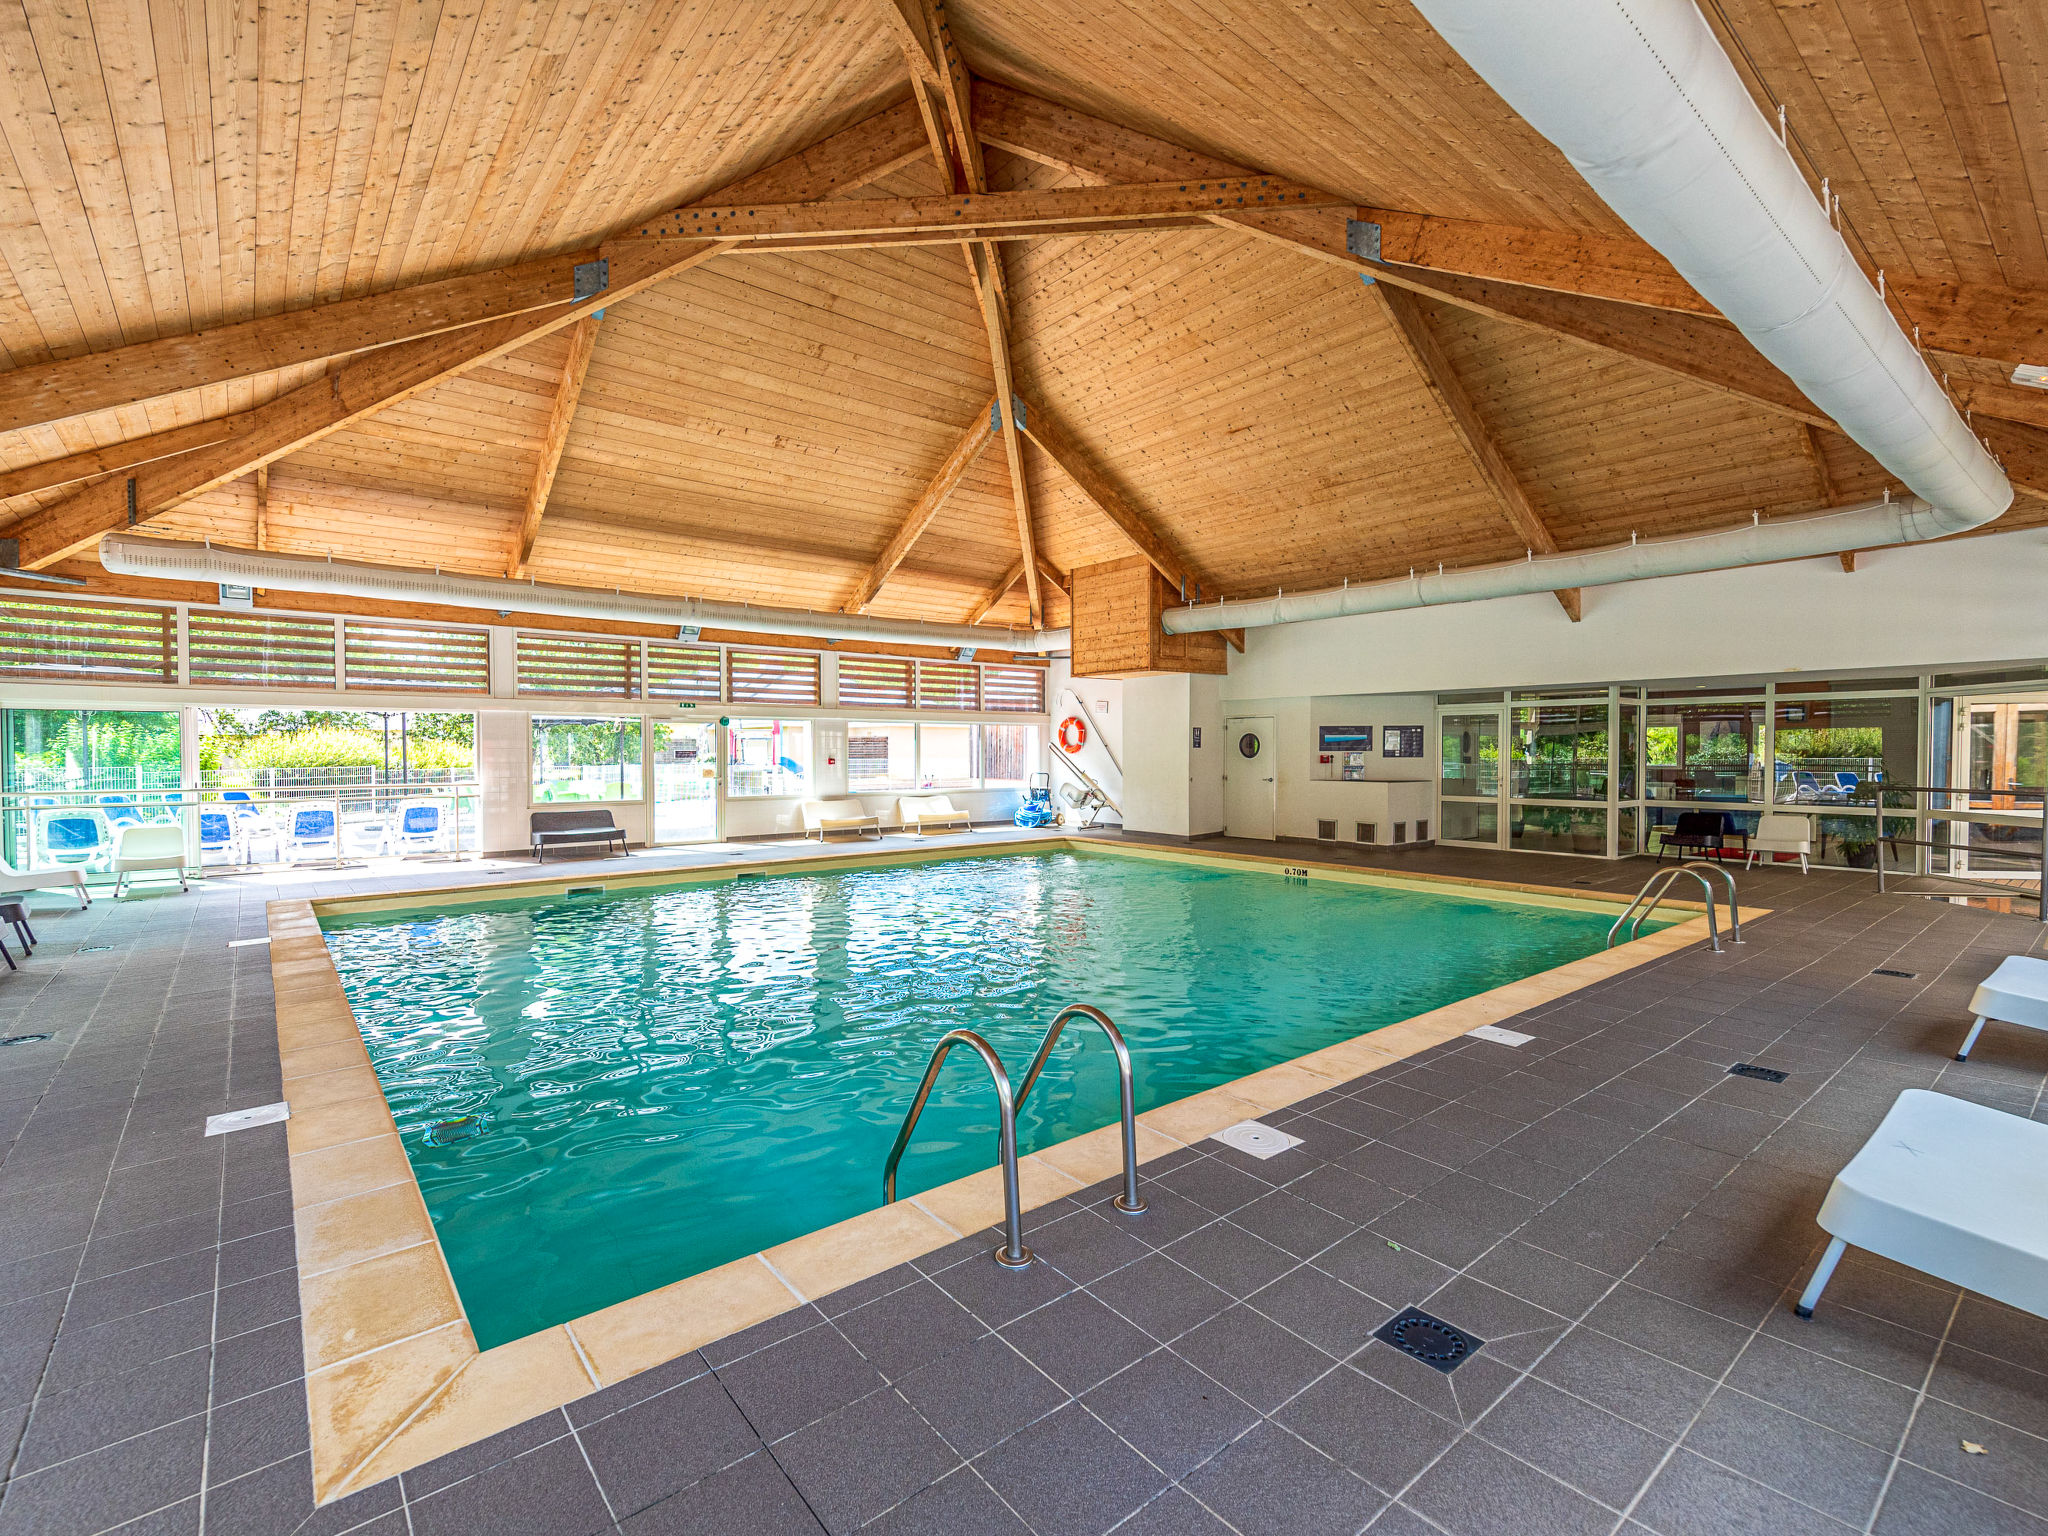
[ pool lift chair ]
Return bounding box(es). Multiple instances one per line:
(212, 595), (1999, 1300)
(883, 1004), (1146, 1269)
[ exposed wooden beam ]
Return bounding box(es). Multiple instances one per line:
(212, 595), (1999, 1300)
(843, 397), (996, 612)
(1017, 392), (1200, 595)
(966, 244), (1042, 625)
(1032, 554), (1070, 599)
(0, 100), (932, 441)
(1797, 421), (1858, 571)
(923, 0), (987, 196)
(1371, 282), (1580, 621)
(617, 179), (1343, 247)
(510, 315), (603, 578)
(8, 104), (938, 568)
(0, 416), (239, 501)
(875, 0), (940, 80)
(253, 466), (269, 551)
(967, 557), (1027, 625)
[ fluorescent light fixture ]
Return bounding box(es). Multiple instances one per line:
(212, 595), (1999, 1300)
(2013, 363), (2048, 391)
(218, 582), (254, 609)
(956, 646), (977, 661)
(677, 624), (702, 642)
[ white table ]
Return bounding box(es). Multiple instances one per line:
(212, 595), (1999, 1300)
(1956, 954), (2048, 1062)
(1797, 1088), (2048, 1319)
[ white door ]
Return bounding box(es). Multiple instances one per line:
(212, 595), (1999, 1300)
(1223, 716), (1277, 839)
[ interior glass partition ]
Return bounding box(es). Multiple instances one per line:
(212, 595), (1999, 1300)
(1438, 707), (1504, 847)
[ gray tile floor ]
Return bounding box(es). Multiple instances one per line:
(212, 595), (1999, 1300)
(2, 833), (2047, 1535)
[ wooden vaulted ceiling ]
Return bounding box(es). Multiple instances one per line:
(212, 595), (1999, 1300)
(0, 0), (2045, 635)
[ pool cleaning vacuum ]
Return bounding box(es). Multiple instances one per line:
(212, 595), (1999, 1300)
(1013, 772), (1060, 828)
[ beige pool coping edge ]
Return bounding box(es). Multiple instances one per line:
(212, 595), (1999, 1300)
(270, 838), (1766, 1502)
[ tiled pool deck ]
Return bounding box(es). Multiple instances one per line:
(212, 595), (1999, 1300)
(2, 831), (2046, 1535)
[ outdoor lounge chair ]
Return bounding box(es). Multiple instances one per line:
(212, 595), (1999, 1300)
(283, 807), (340, 863)
(801, 799), (882, 840)
(44, 815), (107, 867)
(1955, 954), (2048, 1062)
(111, 824), (190, 896)
(898, 795), (973, 835)
(530, 809), (628, 861)
(1796, 1089), (2048, 1322)
(0, 857), (90, 908)
(394, 803), (446, 853)
(198, 811), (238, 865)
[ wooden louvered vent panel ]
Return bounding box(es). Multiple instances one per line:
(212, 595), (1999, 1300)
(517, 634), (640, 698)
(981, 665), (1045, 713)
(186, 613), (337, 688)
(916, 661), (980, 711)
(645, 643), (723, 702)
(0, 598), (175, 684)
(836, 655), (914, 709)
(343, 622), (489, 693)
(729, 649), (821, 706)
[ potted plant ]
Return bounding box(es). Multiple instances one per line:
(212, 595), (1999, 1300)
(1839, 830), (1877, 868)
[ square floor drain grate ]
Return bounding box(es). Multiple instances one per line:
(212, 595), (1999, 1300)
(1210, 1120), (1304, 1159)
(1727, 1063), (1789, 1083)
(1872, 968), (1918, 979)
(1371, 1307), (1484, 1373)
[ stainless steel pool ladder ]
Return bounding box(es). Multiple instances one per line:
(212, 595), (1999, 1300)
(1016, 1004), (1146, 1216)
(883, 1030), (1035, 1268)
(1607, 861), (1741, 952)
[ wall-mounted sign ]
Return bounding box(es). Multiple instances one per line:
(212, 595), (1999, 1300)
(1191, 727), (1202, 748)
(1317, 725), (1373, 752)
(1383, 725), (1426, 758)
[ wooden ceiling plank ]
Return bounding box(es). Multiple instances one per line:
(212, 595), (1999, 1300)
(8, 93), (952, 568)
(0, 97), (931, 441)
(966, 554), (1025, 624)
(843, 395), (996, 612)
(510, 312), (601, 577)
(1372, 281), (1581, 620)
(1018, 391), (1198, 594)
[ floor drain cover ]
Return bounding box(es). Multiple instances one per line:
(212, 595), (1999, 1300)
(1372, 1307), (1484, 1373)
(0, 1034), (52, 1047)
(76, 945), (113, 953)
(1210, 1120), (1303, 1159)
(1728, 1063), (1789, 1083)
(1872, 968), (1917, 979)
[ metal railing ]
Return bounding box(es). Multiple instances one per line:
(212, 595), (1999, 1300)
(883, 1030), (1034, 1269)
(1608, 862), (1739, 952)
(1015, 1004), (1146, 1216)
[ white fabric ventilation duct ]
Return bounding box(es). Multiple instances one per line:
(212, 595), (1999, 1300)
(1168, 0), (2015, 638)
(96, 535), (1071, 654)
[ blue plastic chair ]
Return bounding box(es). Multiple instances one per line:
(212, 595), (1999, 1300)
(1833, 771), (1860, 795)
(45, 815), (106, 866)
(198, 811), (236, 862)
(396, 804), (443, 852)
(285, 807), (338, 862)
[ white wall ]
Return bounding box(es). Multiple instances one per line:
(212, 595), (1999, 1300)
(1120, 675), (1224, 838)
(1221, 530), (2048, 700)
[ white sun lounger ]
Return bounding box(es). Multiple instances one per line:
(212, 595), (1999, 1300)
(0, 856), (91, 908)
(1796, 1088), (2048, 1320)
(1956, 954), (2048, 1062)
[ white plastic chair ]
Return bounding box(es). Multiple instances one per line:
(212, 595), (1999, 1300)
(283, 806), (340, 863)
(1746, 812), (1812, 873)
(0, 856), (90, 908)
(1955, 954), (2048, 1062)
(111, 824), (189, 896)
(1797, 1089), (2048, 1320)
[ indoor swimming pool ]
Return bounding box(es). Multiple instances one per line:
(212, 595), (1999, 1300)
(320, 848), (1656, 1347)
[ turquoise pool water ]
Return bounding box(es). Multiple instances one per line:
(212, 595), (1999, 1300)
(321, 850), (1645, 1347)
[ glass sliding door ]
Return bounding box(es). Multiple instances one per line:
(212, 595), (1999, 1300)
(651, 721), (720, 844)
(1439, 708), (1503, 847)
(2, 707), (184, 870)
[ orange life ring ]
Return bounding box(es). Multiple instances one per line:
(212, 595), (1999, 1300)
(1057, 715), (1089, 754)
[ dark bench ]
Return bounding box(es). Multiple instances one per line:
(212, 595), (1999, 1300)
(530, 809), (629, 862)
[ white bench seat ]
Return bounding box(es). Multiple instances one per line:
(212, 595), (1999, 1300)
(1796, 1088), (2048, 1320)
(800, 799), (881, 840)
(898, 795), (972, 835)
(1957, 954), (2048, 1062)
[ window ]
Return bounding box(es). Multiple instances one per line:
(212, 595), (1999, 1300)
(918, 722), (976, 787)
(848, 722), (915, 791)
(0, 597), (174, 683)
(978, 724), (1038, 787)
(646, 643), (722, 703)
(729, 650), (820, 707)
(531, 716), (642, 802)
(727, 719), (810, 797)
(1773, 694), (1917, 805)
(838, 655), (913, 709)
(1644, 700), (1764, 803)
(344, 622), (488, 693)
(1509, 705), (1609, 801)
(518, 634), (639, 698)
(186, 612), (337, 688)
(916, 660), (979, 711)
(982, 665), (1045, 713)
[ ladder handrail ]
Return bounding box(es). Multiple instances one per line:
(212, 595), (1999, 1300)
(1676, 860), (1743, 945)
(1015, 1003), (1147, 1215)
(1608, 866), (1721, 951)
(882, 1029), (1032, 1268)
